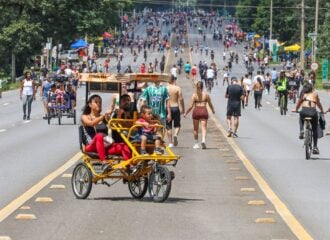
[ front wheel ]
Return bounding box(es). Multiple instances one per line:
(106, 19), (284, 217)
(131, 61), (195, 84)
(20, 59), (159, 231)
(148, 165), (172, 202)
(71, 163), (93, 199)
(128, 176), (148, 199)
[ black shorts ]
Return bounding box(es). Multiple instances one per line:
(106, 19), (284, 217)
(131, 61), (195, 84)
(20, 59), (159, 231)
(166, 107), (181, 129)
(226, 103), (241, 117)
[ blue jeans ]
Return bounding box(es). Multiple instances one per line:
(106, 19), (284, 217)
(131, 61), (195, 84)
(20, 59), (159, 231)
(22, 95), (33, 117)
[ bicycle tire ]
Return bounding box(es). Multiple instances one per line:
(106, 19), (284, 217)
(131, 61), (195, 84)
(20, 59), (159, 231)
(280, 95), (284, 115)
(128, 176), (148, 199)
(304, 127), (312, 160)
(71, 163), (93, 199)
(148, 165), (172, 202)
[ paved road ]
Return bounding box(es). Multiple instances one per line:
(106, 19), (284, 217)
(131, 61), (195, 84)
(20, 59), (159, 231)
(0, 15), (330, 240)
(188, 20), (330, 240)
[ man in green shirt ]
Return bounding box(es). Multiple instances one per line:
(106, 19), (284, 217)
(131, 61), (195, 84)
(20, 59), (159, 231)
(276, 70), (288, 112)
(140, 82), (171, 126)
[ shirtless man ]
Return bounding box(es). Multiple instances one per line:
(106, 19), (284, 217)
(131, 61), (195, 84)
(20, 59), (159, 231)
(166, 78), (185, 147)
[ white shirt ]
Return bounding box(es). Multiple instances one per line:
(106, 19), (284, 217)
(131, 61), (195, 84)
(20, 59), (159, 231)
(22, 79), (34, 96)
(170, 67), (177, 78)
(243, 78), (252, 91)
(253, 74), (265, 83)
(206, 68), (214, 79)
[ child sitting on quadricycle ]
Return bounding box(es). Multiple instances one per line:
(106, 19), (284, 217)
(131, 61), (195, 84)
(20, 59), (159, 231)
(135, 105), (164, 155)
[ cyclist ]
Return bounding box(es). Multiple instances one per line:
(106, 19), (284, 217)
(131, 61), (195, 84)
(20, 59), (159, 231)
(276, 70), (288, 112)
(292, 83), (325, 154)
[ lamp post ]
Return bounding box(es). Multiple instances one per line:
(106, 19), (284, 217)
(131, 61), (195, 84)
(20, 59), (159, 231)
(314, 0), (319, 62)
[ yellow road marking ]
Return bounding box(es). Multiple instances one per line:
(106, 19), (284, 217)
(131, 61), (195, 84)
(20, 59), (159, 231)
(0, 152), (82, 222)
(210, 114), (313, 239)
(255, 218), (276, 223)
(241, 188), (256, 192)
(62, 173), (72, 178)
(15, 214), (37, 220)
(235, 176), (249, 180)
(248, 200), (266, 205)
(0, 236), (12, 240)
(19, 206), (31, 210)
(50, 184), (66, 189)
(35, 197), (53, 203)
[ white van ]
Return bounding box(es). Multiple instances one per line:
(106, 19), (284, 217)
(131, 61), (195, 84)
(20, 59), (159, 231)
(58, 50), (79, 61)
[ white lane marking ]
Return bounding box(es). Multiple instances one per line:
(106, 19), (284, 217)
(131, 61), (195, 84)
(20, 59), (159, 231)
(0, 129), (7, 133)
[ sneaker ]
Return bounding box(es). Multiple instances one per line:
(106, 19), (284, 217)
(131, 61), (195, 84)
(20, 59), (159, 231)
(140, 150), (148, 156)
(168, 143), (174, 148)
(232, 132), (238, 138)
(227, 129), (232, 137)
(27, 116), (30, 120)
(193, 143), (200, 149)
(299, 131), (304, 139)
(312, 147), (320, 155)
(201, 142), (206, 149)
(23, 115), (26, 120)
(173, 136), (178, 146)
(154, 147), (164, 155)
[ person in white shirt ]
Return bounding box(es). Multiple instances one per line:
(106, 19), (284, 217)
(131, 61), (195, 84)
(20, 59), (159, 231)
(223, 67), (229, 86)
(206, 66), (214, 91)
(170, 64), (178, 81)
(242, 74), (252, 106)
(253, 71), (265, 83)
(264, 56), (269, 68)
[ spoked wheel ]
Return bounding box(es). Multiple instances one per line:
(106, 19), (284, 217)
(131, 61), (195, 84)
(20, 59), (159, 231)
(304, 129), (312, 160)
(71, 163), (93, 199)
(128, 176), (148, 199)
(148, 165), (172, 202)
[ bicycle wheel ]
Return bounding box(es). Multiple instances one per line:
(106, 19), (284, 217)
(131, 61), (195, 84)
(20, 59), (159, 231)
(304, 128), (312, 160)
(148, 165), (172, 202)
(71, 163), (93, 199)
(128, 176), (148, 199)
(280, 95), (284, 115)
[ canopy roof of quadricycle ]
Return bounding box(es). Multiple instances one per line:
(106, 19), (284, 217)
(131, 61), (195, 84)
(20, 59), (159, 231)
(79, 73), (172, 84)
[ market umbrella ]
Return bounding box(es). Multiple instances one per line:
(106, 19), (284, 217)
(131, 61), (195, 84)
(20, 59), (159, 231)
(284, 44), (301, 51)
(102, 32), (112, 38)
(70, 39), (88, 49)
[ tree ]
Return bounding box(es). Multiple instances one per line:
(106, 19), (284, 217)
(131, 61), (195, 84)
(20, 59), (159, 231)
(317, 2), (330, 59)
(235, 0), (259, 32)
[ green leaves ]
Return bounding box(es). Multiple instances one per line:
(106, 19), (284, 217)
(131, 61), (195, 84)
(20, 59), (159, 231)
(0, 0), (131, 75)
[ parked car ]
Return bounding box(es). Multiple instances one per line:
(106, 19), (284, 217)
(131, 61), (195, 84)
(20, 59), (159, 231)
(58, 50), (79, 61)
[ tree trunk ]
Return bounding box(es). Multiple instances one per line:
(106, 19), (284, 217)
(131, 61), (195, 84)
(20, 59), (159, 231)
(11, 51), (16, 83)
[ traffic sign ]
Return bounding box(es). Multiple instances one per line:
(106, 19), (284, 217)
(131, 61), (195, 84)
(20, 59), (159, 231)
(308, 32), (317, 38)
(311, 62), (319, 71)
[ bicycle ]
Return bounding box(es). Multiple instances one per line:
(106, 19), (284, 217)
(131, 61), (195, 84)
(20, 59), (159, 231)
(278, 91), (287, 115)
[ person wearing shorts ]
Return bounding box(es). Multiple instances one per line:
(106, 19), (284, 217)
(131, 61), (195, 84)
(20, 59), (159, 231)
(184, 81), (215, 149)
(166, 76), (185, 147)
(226, 77), (244, 138)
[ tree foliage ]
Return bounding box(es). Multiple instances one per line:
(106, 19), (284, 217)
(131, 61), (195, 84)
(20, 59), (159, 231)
(0, 0), (131, 76)
(317, 2), (330, 59)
